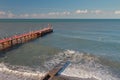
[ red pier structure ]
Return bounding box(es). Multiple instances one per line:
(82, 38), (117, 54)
(0, 24), (53, 51)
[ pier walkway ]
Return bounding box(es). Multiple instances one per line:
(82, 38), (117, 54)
(0, 24), (53, 51)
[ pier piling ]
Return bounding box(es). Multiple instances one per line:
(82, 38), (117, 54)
(0, 24), (53, 51)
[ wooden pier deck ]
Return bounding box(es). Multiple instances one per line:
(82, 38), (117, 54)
(0, 24), (53, 51)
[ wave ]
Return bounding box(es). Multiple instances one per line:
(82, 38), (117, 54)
(0, 50), (120, 80)
(44, 50), (120, 80)
(0, 63), (46, 80)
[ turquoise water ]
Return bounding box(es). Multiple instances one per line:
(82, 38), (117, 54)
(0, 19), (120, 80)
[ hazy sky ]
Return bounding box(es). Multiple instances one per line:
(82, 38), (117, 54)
(0, 0), (120, 19)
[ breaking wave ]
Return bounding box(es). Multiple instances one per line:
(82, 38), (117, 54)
(44, 50), (120, 80)
(0, 50), (120, 80)
(0, 63), (46, 80)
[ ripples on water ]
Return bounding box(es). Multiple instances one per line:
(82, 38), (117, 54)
(0, 19), (120, 80)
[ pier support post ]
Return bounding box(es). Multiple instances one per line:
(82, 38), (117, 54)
(0, 26), (53, 51)
(0, 43), (3, 50)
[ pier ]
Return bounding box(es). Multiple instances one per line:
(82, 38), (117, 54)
(0, 24), (53, 51)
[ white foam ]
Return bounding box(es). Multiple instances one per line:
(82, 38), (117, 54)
(62, 64), (119, 80)
(0, 50), (119, 80)
(44, 50), (120, 80)
(0, 63), (46, 80)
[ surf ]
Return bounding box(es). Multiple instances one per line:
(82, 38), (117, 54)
(0, 50), (120, 80)
(44, 50), (120, 80)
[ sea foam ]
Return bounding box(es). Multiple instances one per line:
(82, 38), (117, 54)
(44, 50), (120, 80)
(0, 63), (45, 80)
(0, 50), (119, 80)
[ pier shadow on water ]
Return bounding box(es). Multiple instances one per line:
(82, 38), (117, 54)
(0, 38), (37, 58)
(0, 44), (22, 58)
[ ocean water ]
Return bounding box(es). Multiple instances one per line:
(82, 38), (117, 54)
(0, 19), (120, 80)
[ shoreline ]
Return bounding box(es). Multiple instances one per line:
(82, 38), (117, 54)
(53, 75), (98, 80)
(0, 71), (98, 80)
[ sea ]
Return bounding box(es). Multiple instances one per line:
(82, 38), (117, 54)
(0, 19), (120, 80)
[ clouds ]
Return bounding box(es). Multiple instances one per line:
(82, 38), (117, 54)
(114, 10), (120, 15)
(0, 11), (6, 15)
(0, 9), (120, 18)
(75, 10), (88, 14)
(0, 11), (15, 18)
(48, 11), (70, 16)
(0, 11), (6, 18)
(75, 9), (107, 15)
(91, 10), (104, 14)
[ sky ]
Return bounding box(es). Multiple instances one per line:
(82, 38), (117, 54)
(0, 0), (120, 19)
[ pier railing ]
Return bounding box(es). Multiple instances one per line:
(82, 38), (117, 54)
(0, 24), (53, 51)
